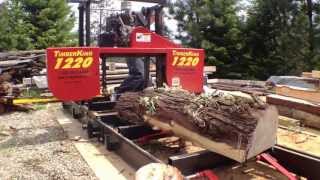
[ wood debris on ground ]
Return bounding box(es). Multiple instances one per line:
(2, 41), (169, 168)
(277, 127), (320, 157)
(0, 50), (46, 114)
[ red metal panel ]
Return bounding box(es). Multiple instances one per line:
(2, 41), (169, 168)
(47, 47), (100, 101)
(257, 153), (297, 180)
(99, 47), (204, 93)
(166, 48), (205, 93)
(99, 47), (167, 55)
(47, 27), (205, 101)
(130, 27), (181, 48)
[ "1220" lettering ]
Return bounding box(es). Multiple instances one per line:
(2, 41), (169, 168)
(54, 57), (93, 69)
(172, 56), (200, 67)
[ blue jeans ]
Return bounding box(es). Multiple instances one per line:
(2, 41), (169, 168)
(115, 57), (145, 94)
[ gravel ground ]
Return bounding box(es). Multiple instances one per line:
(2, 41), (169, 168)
(0, 103), (98, 180)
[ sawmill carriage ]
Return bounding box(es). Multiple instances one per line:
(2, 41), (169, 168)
(47, 1), (320, 179)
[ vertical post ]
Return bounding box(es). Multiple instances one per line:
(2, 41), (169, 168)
(101, 58), (107, 95)
(143, 8), (152, 88)
(155, 6), (165, 88)
(99, 9), (102, 43)
(78, 4), (84, 46)
(85, 0), (91, 46)
(155, 6), (164, 36)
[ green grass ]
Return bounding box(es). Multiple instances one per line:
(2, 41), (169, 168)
(20, 88), (42, 98)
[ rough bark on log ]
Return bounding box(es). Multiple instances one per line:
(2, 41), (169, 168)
(115, 88), (278, 162)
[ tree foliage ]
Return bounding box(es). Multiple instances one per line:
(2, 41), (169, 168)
(0, 0), (75, 51)
(0, 1), (34, 51)
(170, 0), (244, 78)
(170, 0), (320, 79)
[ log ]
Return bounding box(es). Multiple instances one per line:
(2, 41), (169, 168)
(115, 88), (278, 162)
(135, 163), (183, 180)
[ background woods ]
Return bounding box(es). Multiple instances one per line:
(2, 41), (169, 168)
(169, 0), (320, 80)
(0, 0), (319, 80)
(0, 0), (75, 51)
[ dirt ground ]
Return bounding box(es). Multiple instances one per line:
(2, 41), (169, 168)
(0, 104), (98, 180)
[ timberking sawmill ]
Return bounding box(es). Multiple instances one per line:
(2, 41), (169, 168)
(46, 0), (320, 179)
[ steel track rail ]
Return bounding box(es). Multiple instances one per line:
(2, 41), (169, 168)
(68, 101), (320, 178)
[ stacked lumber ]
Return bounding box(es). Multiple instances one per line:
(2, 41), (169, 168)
(267, 94), (320, 130)
(266, 76), (320, 104)
(275, 86), (320, 104)
(103, 68), (156, 85)
(207, 79), (269, 96)
(105, 64), (215, 86)
(115, 88), (278, 162)
(302, 70), (320, 79)
(0, 50), (45, 114)
(0, 50), (46, 95)
(0, 50), (46, 83)
(267, 75), (320, 130)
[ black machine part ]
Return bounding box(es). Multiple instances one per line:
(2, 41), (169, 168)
(98, 6), (164, 95)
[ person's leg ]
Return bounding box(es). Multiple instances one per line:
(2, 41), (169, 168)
(127, 57), (145, 78)
(115, 57), (145, 94)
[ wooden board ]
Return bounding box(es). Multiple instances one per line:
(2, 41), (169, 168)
(51, 104), (135, 180)
(302, 72), (313, 78)
(277, 105), (320, 130)
(204, 66), (216, 74)
(207, 79), (266, 87)
(267, 94), (320, 129)
(275, 85), (320, 103)
(267, 94), (320, 115)
(312, 70), (320, 79)
(277, 127), (320, 158)
(278, 116), (300, 127)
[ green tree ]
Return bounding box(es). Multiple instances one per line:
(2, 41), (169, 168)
(0, 1), (34, 51)
(0, 0), (75, 51)
(169, 0), (246, 78)
(170, 0), (320, 79)
(21, 0), (75, 49)
(310, 0), (320, 70)
(244, 0), (316, 79)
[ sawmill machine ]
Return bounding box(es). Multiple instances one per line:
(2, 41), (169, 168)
(46, 2), (205, 101)
(45, 1), (320, 179)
